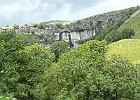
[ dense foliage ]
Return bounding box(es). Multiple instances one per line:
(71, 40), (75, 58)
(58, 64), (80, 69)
(36, 40), (140, 100)
(104, 30), (121, 43)
(0, 31), (55, 99)
(121, 28), (135, 38)
(0, 31), (140, 100)
(16, 34), (42, 45)
(105, 28), (135, 43)
(95, 25), (116, 41)
(50, 41), (69, 62)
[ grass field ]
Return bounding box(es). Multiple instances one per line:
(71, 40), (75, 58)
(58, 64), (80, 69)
(107, 39), (140, 64)
(119, 10), (140, 39)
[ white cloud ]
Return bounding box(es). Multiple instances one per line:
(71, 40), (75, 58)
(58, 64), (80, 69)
(50, 3), (72, 20)
(0, 0), (140, 26)
(92, 0), (140, 14)
(0, 5), (18, 18)
(67, 0), (140, 20)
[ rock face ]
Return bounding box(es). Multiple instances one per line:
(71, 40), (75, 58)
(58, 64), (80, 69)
(0, 6), (139, 47)
(55, 6), (139, 46)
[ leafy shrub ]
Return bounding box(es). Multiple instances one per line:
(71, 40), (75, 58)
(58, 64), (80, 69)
(105, 30), (121, 43)
(121, 28), (135, 39)
(50, 41), (69, 62)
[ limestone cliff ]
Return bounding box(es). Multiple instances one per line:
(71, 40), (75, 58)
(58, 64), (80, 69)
(1, 6), (139, 47)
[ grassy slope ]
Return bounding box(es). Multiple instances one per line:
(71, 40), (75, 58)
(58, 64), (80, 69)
(119, 10), (140, 39)
(107, 39), (140, 64)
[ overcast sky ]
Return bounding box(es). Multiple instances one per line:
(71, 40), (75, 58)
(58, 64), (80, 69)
(0, 0), (140, 27)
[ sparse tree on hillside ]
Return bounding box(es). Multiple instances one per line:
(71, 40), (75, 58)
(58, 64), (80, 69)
(121, 28), (135, 39)
(105, 30), (121, 43)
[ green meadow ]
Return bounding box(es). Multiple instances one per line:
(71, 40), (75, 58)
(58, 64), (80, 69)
(107, 39), (140, 64)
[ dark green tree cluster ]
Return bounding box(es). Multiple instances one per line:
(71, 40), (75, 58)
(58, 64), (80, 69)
(95, 25), (116, 41)
(121, 28), (135, 38)
(95, 23), (135, 43)
(56, 23), (64, 29)
(0, 31), (55, 99)
(104, 30), (121, 43)
(33, 24), (48, 29)
(105, 28), (135, 43)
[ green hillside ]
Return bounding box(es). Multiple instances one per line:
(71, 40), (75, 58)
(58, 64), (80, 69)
(119, 9), (140, 39)
(107, 39), (140, 64)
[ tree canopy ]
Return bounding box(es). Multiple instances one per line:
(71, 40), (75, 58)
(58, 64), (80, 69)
(0, 31), (55, 99)
(37, 40), (140, 100)
(0, 31), (139, 100)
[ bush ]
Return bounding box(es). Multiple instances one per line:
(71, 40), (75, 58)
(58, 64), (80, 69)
(50, 41), (69, 62)
(105, 30), (121, 43)
(105, 28), (135, 43)
(121, 28), (135, 39)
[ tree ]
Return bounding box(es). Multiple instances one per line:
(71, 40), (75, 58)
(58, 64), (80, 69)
(39, 40), (107, 100)
(57, 40), (107, 100)
(56, 23), (64, 29)
(0, 31), (55, 99)
(14, 45), (55, 99)
(33, 24), (38, 28)
(102, 55), (140, 100)
(40, 40), (140, 100)
(1, 31), (139, 100)
(0, 31), (25, 97)
(50, 41), (69, 62)
(105, 30), (121, 43)
(95, 25), (115, 41)
(121, 28), (135, 39)
(105, 28), (135, 43)
(38, 24), (45, 29)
